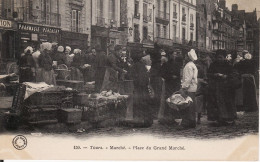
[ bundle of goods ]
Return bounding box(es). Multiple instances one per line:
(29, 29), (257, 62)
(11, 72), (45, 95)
(166, 93), (193, 111)
(74, 90), (128, 123)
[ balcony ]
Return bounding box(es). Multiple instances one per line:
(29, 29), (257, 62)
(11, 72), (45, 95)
(156, 11), (170, 25)
(15, 8), (61, 27)
(173, 12), (177, 19)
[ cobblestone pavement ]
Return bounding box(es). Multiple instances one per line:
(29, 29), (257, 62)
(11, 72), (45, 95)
(0, 96), (258, 139)
(80, 111), (259, 139)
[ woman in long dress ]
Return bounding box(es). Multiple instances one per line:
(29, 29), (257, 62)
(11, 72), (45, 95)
(38, 42), (56, 85)
(127, 49), (153, 127)
(235, 52), (258, 112)
(207, 50), (238, 126)
(19, 46), (36, 83)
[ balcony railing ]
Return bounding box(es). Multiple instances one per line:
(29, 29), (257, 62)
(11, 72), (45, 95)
(15, 8), (61, 26)
(156, 11), (170, 20)
(173, 12), (177, 19)
(190, 23), (194, 28)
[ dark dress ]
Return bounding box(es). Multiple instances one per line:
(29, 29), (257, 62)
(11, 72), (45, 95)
(207, 61), (238, 122)
(235, 60), (258, 112)
(19, 53), (36, 83)
(160, 58), (182, 122)
(70, 54), (85, 81)
(38, 52), (56, 85)
(52, 52), (66, 65)
(128, 61), (153, 126)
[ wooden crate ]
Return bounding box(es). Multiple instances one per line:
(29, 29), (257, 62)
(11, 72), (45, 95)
(59, 108), (82, 124)
(25, 107), (58, 124)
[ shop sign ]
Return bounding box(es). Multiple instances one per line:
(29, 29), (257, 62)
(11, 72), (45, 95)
(0, 19), (13, 28)
(18, 23), (60, 34)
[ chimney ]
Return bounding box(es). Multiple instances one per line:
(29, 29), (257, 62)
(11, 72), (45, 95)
(232, 4), (238, 11)
(219, 0), (226, 9)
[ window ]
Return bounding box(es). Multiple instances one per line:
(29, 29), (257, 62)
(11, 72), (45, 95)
(134, 24), (140, 42)
(156, 24), (160, 37)
(143, 26), (148, 40)
(173, 3), (177, 18)
(182, 27), (186, 40)
(173, 25), (176, 38)
(163, 0), (167, 19)
(163, 25), (167, 38)
(143, 3), (148, 22)
(71, 9), (81, 32)
(190, 14), (193, 23)
(109, 0), (116, 20)
(97, 0), (103, 17)
(182, 7), (186, 21)
(190, 32), (193, 41)
(157, 0), (160, 12)
(134, 0), (139, 18)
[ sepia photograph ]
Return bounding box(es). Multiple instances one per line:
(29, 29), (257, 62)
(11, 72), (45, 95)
(0, 0), (259, 161)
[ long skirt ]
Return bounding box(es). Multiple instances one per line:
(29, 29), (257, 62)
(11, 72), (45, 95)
(19, 67), (35, 83)
(179, 92), (197, 128)
(133, 87), (153, 126)
(207, 81), (236, 122)
(36, 68), (56, 85)
(242, 74), (258, 112)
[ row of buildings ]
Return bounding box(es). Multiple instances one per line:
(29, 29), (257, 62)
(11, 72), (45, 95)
(0, 0), (259, 64)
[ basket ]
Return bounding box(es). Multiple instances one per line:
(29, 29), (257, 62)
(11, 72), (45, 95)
(166, 93), (192, 111)
(28, 91), (63, 106)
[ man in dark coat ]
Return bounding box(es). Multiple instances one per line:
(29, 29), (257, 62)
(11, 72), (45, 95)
(159, 51), (183, 124)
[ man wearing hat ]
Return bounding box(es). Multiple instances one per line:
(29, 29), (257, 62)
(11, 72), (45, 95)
(179, 49), (198, 129)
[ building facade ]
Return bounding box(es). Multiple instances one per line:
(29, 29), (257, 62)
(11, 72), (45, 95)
(59, 0), (91, 50)
(91, 0), (121, 51)
(212, 0), (239, 52)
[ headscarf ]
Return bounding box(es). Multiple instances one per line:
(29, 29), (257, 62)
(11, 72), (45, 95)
(244, 53), (252, 60)
(24, 46), (33, 54)
(188, 49), (198, 61)
(65, 46), (72, 52)
(57, 46), (64, 52)
(73, 49), (81, 54)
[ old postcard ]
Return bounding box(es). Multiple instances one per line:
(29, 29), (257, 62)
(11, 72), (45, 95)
(0, 0), (259, 161)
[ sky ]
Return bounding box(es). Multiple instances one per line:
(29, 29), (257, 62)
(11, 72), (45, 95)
(226, 0), (260, 18)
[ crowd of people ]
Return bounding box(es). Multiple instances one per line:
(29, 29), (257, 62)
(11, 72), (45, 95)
(18, 42), (258, 130)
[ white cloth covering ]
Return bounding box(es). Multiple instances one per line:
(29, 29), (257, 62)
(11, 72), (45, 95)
(23, 82), (53, 99)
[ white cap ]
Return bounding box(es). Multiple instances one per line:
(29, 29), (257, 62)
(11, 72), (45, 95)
(57, 46), (64, 52)
(188, 49), (197, 61)
(40, 42), (52, 51)
(73, 49), (81, 54)
(24, 46), (33, 54)
(65, 46), (71, 52)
